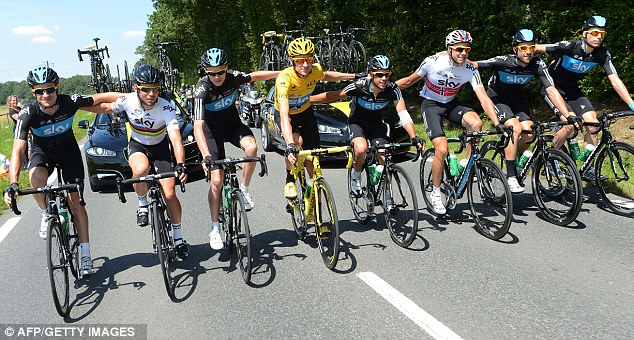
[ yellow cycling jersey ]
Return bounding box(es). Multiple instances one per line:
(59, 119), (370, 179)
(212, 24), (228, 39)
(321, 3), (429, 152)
(274, 63), (325, 114)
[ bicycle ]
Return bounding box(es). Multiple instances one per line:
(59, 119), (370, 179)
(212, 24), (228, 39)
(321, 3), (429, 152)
(481, 121), (583, 226)
(286, 145), (352, 270)
(258, 31), (283, 71)
(342, 25), (367, 73)
(203, 155), (268, 283)
(347, 141), (421, 248)
(8, 166), (85, 317)
(558, 111), (634, 217)
(77, 37), (111, 93)
(419, 130), (514, 240)
(113, 170), (185, 298)
(278, 20), (307, 69)
(153, 33), (180, 92)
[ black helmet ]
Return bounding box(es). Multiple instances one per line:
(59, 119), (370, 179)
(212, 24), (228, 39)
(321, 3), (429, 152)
(512, 29), (537, 46)
(27, 65), (59, 86)
(583, 16), (607, 31)
(367, 55), (392, 72)
(200, 48), (228, 68)
(134, 64), (164, 84)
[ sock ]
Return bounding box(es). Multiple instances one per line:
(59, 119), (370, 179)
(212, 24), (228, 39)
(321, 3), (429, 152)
(351, 170), (360, 179)
(172, 223), (182, 240)
(305, 178), (312, 187)
(506, 160), (517, 177)
(432, 186), (441, 196)
(138, 195), (148, 207)
(80, 242), (90, 258)
(240, 185), (248, 193)
(211, 221), (220, 231)
(286, 170), (294, 183)
(41, 208), (47, 216)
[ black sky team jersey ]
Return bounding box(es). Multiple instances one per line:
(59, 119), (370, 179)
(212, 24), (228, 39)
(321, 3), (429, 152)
(193, 70), (252, 124)
(343, 78), (402, 126)
(544, 40), (616, 90)
(15, 94), (94, 151)
(476, 55), (555, 96)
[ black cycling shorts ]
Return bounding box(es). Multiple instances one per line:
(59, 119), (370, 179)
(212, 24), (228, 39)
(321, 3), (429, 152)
(542, 86), (594, 117)
(488, 89), (532, 124)
(28, 143), (84, 184)
(349, 123), (390, 146)
(202, 120), (255, 161)
(275, 107), (320, 150)
(128, 137), (173, 173)
(421, 99), (473, 140)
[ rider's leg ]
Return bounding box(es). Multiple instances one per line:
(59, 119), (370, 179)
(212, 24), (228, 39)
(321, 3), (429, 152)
(159, 177), (181, 225)
(239, 136), (258, 188)
(460, 110), (483, 160)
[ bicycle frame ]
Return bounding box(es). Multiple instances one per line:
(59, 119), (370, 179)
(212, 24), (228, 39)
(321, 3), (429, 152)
(364, 142), (419, 204)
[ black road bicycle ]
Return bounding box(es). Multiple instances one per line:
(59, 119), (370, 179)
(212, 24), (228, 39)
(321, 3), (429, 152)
(153, 33), (180, 92)
(77, 37), (111, 93)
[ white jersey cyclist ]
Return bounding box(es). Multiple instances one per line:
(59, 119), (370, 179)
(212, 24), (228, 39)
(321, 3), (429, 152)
(415, 53), (484, 103)
(111, 92), (179, 145)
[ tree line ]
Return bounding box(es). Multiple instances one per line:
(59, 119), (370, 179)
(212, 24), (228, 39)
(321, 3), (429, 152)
(0, 75), (94, 106)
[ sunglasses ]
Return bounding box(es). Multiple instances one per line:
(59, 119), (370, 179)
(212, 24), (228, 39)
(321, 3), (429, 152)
(372, 72), (392, 78)
(517, 44), (536, 52)
(206, 68), (227, 77)
(292, 57), (314, 64)
(587, 30), (606, 38)
(31, 86), (58, 95)
(137, 85), (161, 93)
(450, 46), (471, 53)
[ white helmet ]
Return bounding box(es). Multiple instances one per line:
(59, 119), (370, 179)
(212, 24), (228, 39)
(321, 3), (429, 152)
(446, 30), (473, 47)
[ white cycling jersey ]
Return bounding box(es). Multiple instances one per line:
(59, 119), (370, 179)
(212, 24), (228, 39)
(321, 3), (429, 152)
(415, 54), (483, 103)
(111, 93), (179, 145)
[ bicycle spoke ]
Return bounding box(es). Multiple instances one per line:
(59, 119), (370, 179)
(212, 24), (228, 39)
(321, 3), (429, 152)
(468, 158), (513, 240)
(152, 202), (175, 298)
(384, 165), (418, 247)
(47, 220), (69, 316)
(233, 193), (252, 283)
(314, 178), (340, 270)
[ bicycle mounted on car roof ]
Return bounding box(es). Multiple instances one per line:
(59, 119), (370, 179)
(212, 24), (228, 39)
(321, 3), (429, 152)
(152, 33), (180, 93)
(77, 37), (112, 93)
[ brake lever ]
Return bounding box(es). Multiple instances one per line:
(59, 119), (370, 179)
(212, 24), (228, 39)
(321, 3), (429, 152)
(258, 154), (268, 177)
(9, 190), (21, 215)
(76, 179), (86, 206)
(116, 179), (127, 204)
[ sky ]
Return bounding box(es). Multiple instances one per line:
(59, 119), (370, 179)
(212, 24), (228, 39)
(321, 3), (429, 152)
(0, 0), (155, 83)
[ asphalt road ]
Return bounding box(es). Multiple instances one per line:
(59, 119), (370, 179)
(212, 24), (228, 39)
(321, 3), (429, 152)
(0, 128), (632, 340)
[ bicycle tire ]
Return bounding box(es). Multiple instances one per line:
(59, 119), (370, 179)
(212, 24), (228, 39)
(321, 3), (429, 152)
(480, 140), (505, 170)
(531, 148), (583, 225)
(232, 192), (252, 283)
(152, 201), (175, 298)
(270, 45), (282, 71)
(351, 41), (367, 73)
(595, 142), (634, 217)
(68, 224), (80, 280)
(314, 178), (340, 270)
(468, 158), (513, 240)
(258, 49), (269, 70)
(47, 219), (70, 316)
(317, 40), (332, 71)
(383, 165), (418, 248)
(347, 164), (373, 224)
(162, 56), (174, 91)
(348, 43), (360, 74)
(290, 173), (307, 240)
(331, 43), (347, 72)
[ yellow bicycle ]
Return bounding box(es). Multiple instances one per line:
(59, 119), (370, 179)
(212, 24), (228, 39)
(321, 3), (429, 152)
(286, 145), (352, 270)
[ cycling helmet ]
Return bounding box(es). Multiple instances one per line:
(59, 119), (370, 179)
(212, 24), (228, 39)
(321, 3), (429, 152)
(512, 29), (537, 46)
(367, 55), (392, 72)
(582, 16), (607, 31)
(27, 65), (59, 86)
(287, 38), (315, 57)
(200, 48), (228, 67)
(445, 30), (473, 47)
(133, 64), (164, 84)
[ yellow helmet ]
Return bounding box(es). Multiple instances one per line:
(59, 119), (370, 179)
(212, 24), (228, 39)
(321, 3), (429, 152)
(287, 38), (314, 57)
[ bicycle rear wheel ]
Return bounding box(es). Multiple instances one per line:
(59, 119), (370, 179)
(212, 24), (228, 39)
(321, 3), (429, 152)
(47, 219), (70, 316)
(290, 174), (307, 240)
(532, 148), (583, 225)
(351, 41), (367, 73)
(419, 148), (453, 216)
(232, 192), (252, 283)
(383, 165), (418, 248)
(481, 140), (505, 170)
(161, 56), (175, 91)
(68, 225), (80, 280)
(152, 202), (175, 298)
(314, 178), (340, 270)
(348, 165), (373, 223)
(595, 142), (634, 217)
(468, 158), (513, 240)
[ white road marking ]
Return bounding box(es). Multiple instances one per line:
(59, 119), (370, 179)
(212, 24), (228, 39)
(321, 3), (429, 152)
(357, 272), (464, 340)
(0, 217), (21, 244)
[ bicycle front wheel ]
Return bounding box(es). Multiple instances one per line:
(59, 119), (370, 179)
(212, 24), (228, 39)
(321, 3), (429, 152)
(383, 165), (418, 248)
(290, 174), (307, 240)
(232, 192), (252, 283)
(468, 158), (513, 240)
(532, 148), (583, 225)
(152, 202), (175, 298)
(314, 178), (340, 270)
(348, 165), (373, 224)
(595, 142), (634, 217)
(47, 219), (70, 316)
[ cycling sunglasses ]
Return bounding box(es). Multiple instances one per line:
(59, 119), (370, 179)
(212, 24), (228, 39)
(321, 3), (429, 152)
(450, 46), (471, 53)
(372, 71), (392, 78)
(292, 57), (314, 64)
(31, 86), (58, 95)
(137, 85), (161, 93)
(517, 45), (536, 52)
(206, 68), (227, 77)
(587, 29), (606, 38)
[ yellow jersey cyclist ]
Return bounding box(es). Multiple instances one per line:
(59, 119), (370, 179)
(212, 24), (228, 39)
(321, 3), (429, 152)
(310, 55), (424, 195)
(396, 30), (508, 215)
(275, 38), (357, 199)
(193, 48), (278, 250)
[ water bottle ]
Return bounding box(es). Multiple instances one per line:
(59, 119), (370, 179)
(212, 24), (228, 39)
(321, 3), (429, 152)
(304, 180), (312, 199)
(458, 159), (468, 174)
(59, 205), (69, 235)
(448, 155), (459, 177)
(570, 139), (581, 161)
(369, 164), (378, 185)
(517, 150), (533, 169)
(581, 144), (596, 161)
(223, 184), (231, 209)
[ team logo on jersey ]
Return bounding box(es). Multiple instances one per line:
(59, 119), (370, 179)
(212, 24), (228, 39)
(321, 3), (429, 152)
(132, 117), (157, 129)
(499, 71), (533, 84)
(562, 55), (598, 73)
(32, 116), (74, 137)
(163, 105), (176, 112)
(71, 94), (81, 102)
(204, 90), (237, 111)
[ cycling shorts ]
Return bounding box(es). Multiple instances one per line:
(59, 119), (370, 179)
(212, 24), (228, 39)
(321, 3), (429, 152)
(487, 89), (532, 124)
(274, 107), (320, 150)
(421, 99), (473, 140)
(542, 86), (594, 117)
(28, 143), (84, 184)
(127, 137), (173, 173)
(349, 123), (390, 146)
(202, 120), (254, 162)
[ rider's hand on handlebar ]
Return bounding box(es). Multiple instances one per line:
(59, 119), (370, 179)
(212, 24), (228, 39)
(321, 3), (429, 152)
(201, 155), (213, 175)
(411, 136), (424, 150)
(566, 114), (583, 130)
(495, 123), (510, 138)
(285, 143), (298, 164)
(3, 182), (19, 207)
(174, 163), (187, 184)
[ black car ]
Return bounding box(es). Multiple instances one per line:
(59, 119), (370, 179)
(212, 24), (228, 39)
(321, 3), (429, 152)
(259, 87), (409, 155)
(77, 93), (200, 192)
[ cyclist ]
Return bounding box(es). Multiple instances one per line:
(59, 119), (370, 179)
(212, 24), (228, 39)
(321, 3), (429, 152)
(276, 38), (357, 201)
(470, 29), (580, 193)
(535, 16), (634, 181)
(310, 55), (424, 195)
(193, 48), (279, 250)
(396, 30), (508, 215)
(3, 65), (120, 277)
(96, 64), (190, 259)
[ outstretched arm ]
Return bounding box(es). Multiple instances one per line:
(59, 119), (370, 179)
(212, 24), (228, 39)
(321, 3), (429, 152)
(395, 72), (421, 90)
(310, 89), (347, 103)
(249, 70), (281, 82)
(323, 71), (355, 82)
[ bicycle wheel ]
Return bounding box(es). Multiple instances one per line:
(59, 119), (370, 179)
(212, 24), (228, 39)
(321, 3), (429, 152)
(317, 41), (332, 70)
(290, 173), (307, 240)
(161, 56), (174, 90)
(232, 192), (252, 283)
(532, 148), (583, 225)
(419, 148), (453, 216)
(152, 202), (175, 298)
(331, 44), (347, 72)
(258, 49), (270, 70)
(347, 165), (373, 223)
(595, 142), (634, 217)
(47, 219), (70, 316)
(348, 43), (360, 74)
(481, 140), (505, 170)
(468, 158), (513, 240)
(68, 222), (80, 280)
(314, 178), (340, 270)
(382, 165), (419, 247)
(351, 41), (367, 73)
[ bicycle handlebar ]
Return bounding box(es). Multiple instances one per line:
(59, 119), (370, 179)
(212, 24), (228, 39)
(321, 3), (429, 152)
(453, 129), (511, 154)
(203, 155), (268, 183)
(115, 171), (185, 204)
(368, 141), (422, 162)
(9, 179), (85, 215)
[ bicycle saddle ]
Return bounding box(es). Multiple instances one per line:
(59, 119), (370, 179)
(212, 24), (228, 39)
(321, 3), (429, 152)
(263, 31), (277, 37)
